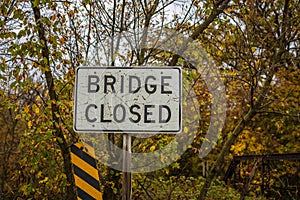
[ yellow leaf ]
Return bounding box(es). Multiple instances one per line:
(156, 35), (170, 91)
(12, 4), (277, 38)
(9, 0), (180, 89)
(37, 171), (42, 178)
(24, 105), (29, 113)
(60, 37), (65, 44)
(230, 145), (235, 151)
(35, 107), (40, 115)
(28, 121), (32, 128)
(39, 177), (49, 184)
(183, 126), (189, 133)
(68, 10), (75, 17)
(51, 14), (56, 21)
(150, 145), (156, 151)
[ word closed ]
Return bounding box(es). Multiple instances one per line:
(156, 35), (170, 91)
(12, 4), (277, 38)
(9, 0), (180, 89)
(74, 67), (182, 133)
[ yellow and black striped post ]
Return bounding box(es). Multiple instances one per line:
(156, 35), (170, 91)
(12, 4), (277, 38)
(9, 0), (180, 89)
(71, 142), (102, 200)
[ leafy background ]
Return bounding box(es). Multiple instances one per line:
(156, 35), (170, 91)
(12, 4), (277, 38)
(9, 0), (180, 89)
(0, 0), (299, 199)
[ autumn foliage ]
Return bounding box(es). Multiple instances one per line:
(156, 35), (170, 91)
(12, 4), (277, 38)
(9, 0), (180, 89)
(0, 0), (299, 199)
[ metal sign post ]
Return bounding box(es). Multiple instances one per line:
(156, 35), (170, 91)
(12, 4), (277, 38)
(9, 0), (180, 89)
(122, 134), (132, 200)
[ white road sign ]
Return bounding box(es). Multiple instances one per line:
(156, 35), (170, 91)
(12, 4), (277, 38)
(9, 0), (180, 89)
(73, 67), (182, 133)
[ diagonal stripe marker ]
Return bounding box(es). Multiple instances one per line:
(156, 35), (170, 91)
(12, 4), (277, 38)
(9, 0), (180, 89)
(71, 142), (102, 200)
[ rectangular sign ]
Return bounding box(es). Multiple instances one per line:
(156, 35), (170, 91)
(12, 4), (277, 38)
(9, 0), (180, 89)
(73, 67), (182, 133)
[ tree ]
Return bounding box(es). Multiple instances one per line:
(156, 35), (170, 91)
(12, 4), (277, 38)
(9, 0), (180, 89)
(198, 0), (300, 198)
(0, 0), (79, 198)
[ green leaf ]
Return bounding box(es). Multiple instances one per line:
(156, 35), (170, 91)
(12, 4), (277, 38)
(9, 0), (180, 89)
(0, 74), (6, 81)
(33, 0), (40, 7)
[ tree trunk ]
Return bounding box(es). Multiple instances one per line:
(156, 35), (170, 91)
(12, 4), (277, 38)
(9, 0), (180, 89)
(31, 2), (77, 199)
(198, 68), (276, 199)
(198, 109), (256, 199)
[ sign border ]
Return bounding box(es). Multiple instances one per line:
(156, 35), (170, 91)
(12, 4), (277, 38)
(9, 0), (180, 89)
(73, 66), (182, 133)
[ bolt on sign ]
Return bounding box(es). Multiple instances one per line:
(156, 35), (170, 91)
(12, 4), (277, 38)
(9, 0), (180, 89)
(73, 67), (182, 133)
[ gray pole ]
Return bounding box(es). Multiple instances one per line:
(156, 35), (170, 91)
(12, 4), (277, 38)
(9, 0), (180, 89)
(122, 134), (132, 200)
